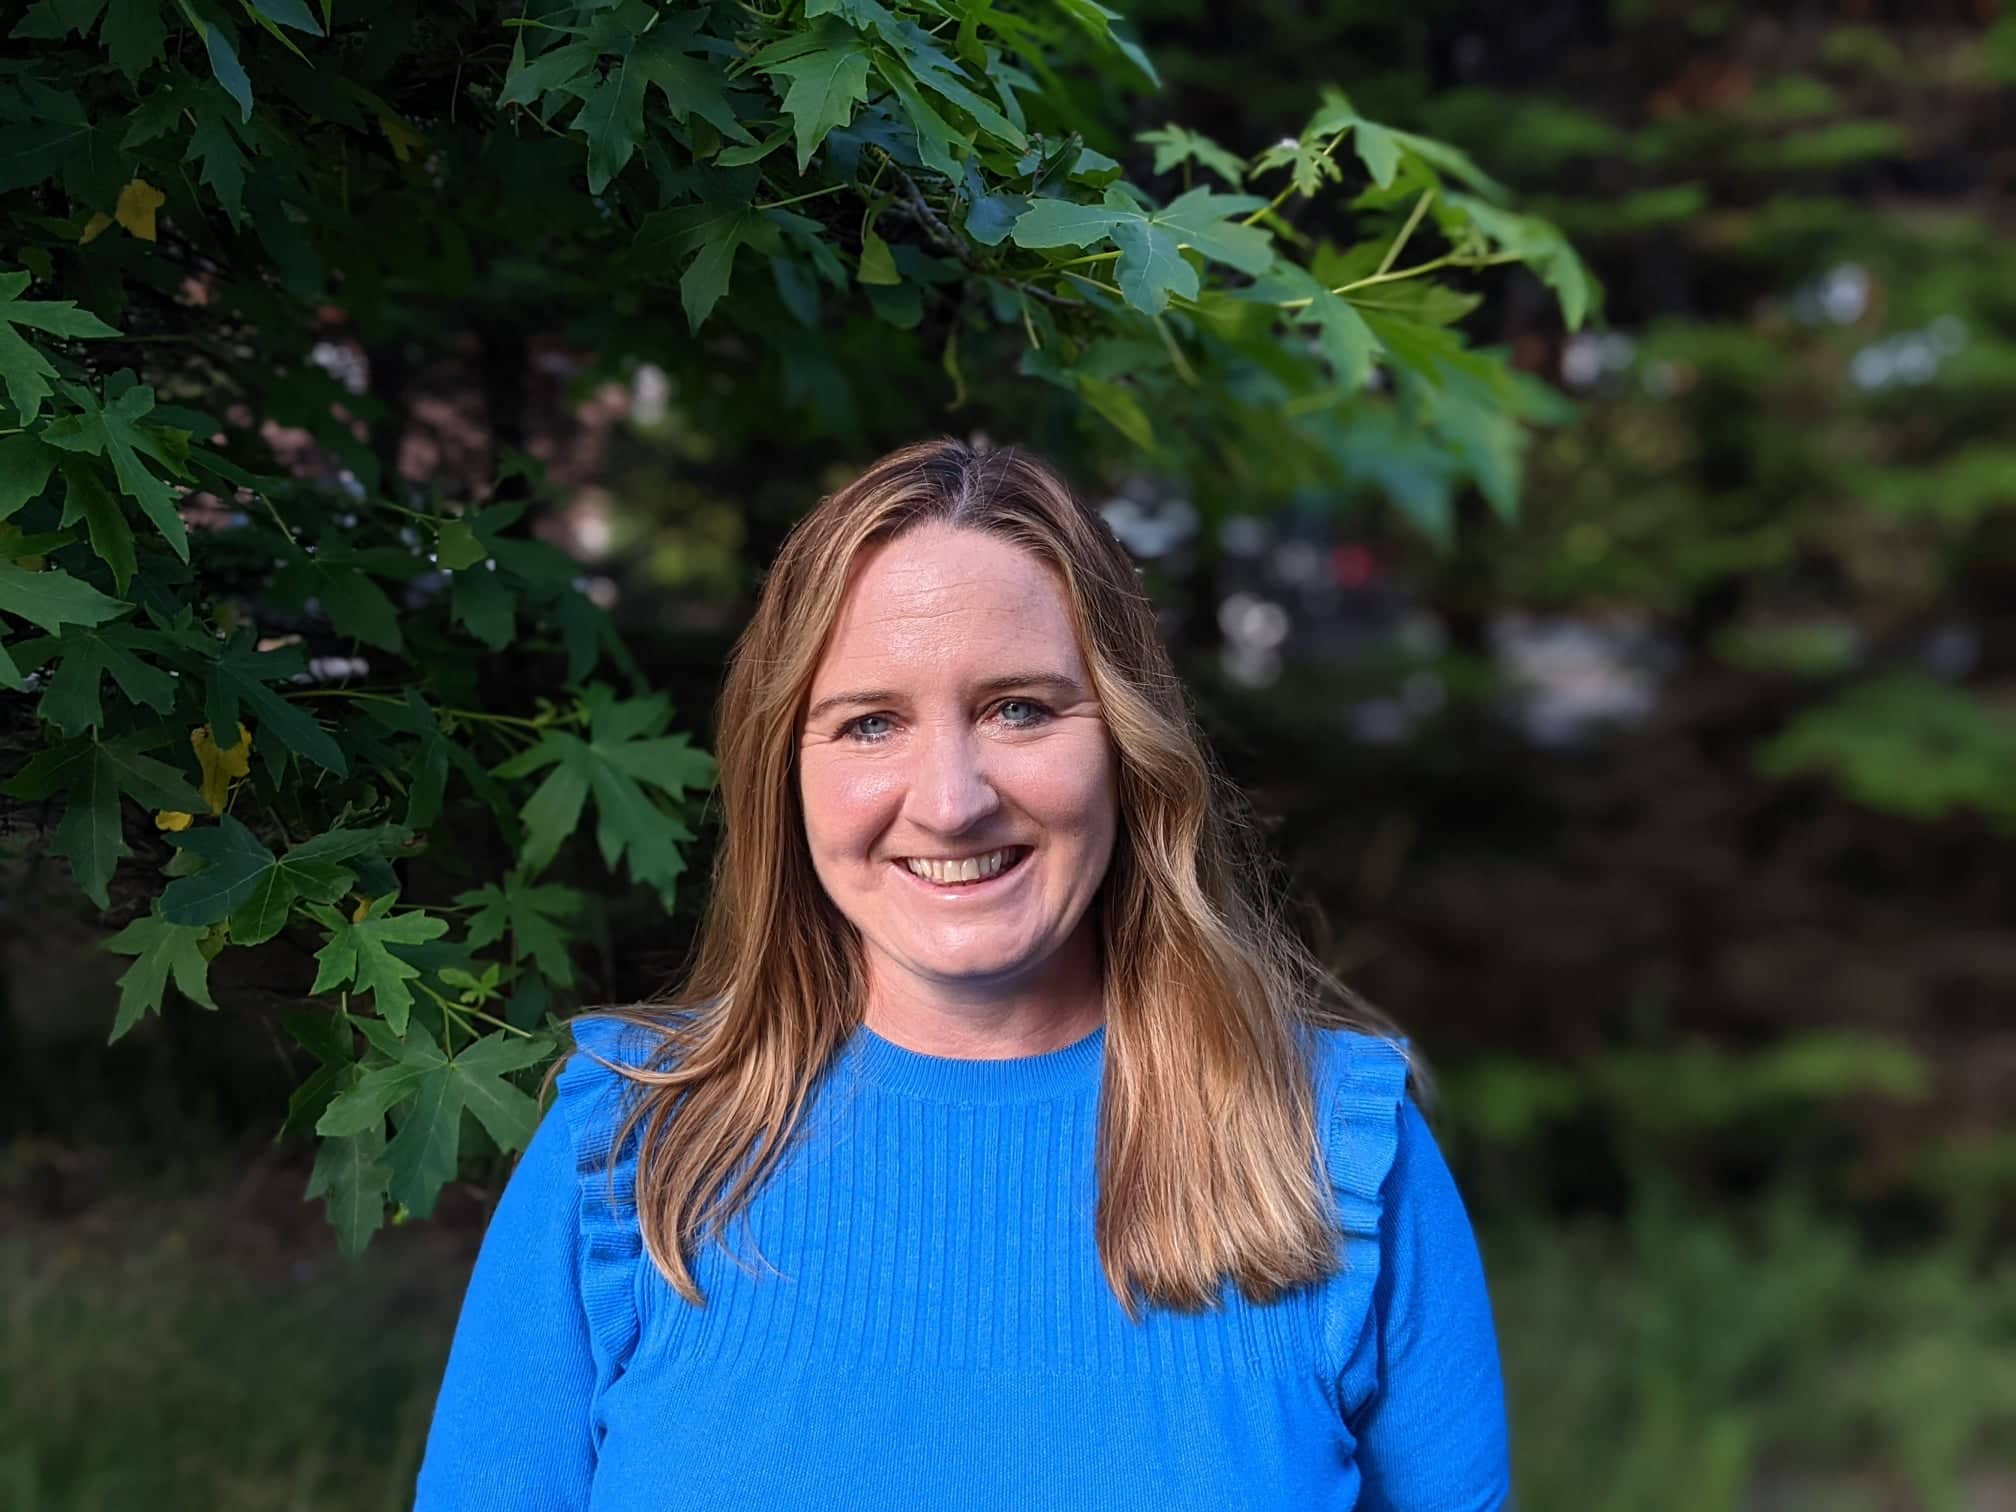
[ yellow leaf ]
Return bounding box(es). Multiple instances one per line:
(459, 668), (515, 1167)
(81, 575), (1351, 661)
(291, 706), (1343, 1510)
(114, 178), (166, 242)
(351, 895), (373, 924)
(155, 810), (195, 831)
(378, 113), (427, 163)
(79, 212), (113, 245)
(191, 720), (253, 814)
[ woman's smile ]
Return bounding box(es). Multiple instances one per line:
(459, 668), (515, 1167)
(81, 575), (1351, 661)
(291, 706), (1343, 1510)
(890, 843), (1035, 894)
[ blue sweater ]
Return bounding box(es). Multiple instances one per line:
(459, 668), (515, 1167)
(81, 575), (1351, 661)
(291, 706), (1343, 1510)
(415, 1015), (1510, 1510)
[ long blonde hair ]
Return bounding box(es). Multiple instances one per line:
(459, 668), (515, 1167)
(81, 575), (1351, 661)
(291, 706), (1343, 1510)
(554, 437), (1404, 1321)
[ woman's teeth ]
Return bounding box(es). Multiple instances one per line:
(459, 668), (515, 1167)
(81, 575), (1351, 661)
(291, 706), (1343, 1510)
(903, 847), (1019, 883)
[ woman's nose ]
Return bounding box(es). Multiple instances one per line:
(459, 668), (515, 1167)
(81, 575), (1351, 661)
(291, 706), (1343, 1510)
(904, 724), (1001, 832)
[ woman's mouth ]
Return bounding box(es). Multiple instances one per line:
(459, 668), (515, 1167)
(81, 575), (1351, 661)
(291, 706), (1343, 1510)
(891, 844), (1033, 892)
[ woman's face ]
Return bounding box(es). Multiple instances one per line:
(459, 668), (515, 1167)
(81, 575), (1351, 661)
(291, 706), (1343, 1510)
(798, 523), (1119, 1003)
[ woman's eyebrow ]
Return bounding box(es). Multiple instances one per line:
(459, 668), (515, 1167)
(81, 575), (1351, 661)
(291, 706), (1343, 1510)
(805, 671), (1084, 724)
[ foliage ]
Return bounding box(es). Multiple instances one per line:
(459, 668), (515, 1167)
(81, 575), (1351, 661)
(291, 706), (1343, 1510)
(0, 0), (1588, 1251)
(1350, 12), (2016, 825)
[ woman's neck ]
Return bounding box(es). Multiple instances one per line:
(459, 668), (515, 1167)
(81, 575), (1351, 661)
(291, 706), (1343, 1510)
(860, 929), (1105, 1059)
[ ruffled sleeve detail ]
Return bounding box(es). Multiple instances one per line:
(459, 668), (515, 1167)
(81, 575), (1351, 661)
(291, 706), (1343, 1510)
(1312, 1028), (1412, 1404)
(552, 1013), (665, 1394)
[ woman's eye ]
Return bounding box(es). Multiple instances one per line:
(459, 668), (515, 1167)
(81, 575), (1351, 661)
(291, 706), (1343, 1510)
(997, 699), (1051, 727)
(841, 713), (892, 742)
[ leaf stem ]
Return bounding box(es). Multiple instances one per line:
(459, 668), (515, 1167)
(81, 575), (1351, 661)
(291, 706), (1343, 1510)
(422, 980), (535, 1040)
(755, 183), (847, 211)
(1375, 188), (1435, 278)
(260, 492), (300, 548)
(288, 688), (552, 730)
(1271, 250), (1525, 312)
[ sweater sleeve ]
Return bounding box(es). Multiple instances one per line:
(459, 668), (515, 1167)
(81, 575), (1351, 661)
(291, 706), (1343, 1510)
(1344, 1094), (1513, 1511)
(412, 1095), (599, 1510)
(413, 1014), (658, 1510)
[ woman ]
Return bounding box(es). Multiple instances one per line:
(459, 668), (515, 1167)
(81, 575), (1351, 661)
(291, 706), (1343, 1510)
(415, 438), (1510, 1510)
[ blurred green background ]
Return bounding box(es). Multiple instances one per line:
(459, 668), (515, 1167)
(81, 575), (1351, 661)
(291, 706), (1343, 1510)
(6, 2), (2015, 1510)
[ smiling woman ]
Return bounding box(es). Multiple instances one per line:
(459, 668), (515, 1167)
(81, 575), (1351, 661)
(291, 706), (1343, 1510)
(413, 439), (1511, 1511)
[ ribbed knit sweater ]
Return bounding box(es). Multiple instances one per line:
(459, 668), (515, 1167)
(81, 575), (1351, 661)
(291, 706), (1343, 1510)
(414, 1014), (1510, 1510)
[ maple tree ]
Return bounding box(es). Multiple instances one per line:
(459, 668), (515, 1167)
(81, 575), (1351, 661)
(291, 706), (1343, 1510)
(0, 0), (1591, 1253)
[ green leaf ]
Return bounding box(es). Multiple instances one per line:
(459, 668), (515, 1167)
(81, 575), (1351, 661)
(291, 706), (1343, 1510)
(1136, 125), (1246, 188)
(805, 0), (899, 39)
(1076, 374), (1153, 449)
(1052, 0), (1160, 88)
(181, 1), (253, 121)
(452, 1031), (549, 1152)
(633, 169), (771, 332)
(160, 814), (371, 944)
(186, 113), (248, 227)
(383, 1056), (462, 1217)
(0, 435), (60, 520)
(1238, 262), (1384, 391)
(1012, 184), (1274, 316)
(101, 0), (167, 82)
(314, 564), (404, 652)
(960, 159), (1025, 247)
(158, 811), (272, 915)
(449, 568), (516, 649)
(1443, 192), (1596, 332)
(203, 629), (349, 776)
(0, 558), (127, 634)
(888, 21), (1024, 149)
(306, 892), (450, 1035)
(576, 55), (650, 195)
(763, 42), (871, 171)
(245, 0), (321, 35)
(0, 271), (121, 424)
(874, 57), (964, 180)
(0, 731), (206, 907)
(316, 1039), (439, 1138)
(490, 684), (716, 896)
(857, 227), (900, 285)
(320, 1029), (544, 1219)
(102, 906), (220, 1041)
(306, 1123), (389, 1258)
(633, 29), (755, 146)
(457, 872), (584, 988)
(435, 519), (487, 571)
(38, 380), (190, 561)
(56, 457), (136, 592)
(498, 39), (596, 109)
(36, 622), (176, 735)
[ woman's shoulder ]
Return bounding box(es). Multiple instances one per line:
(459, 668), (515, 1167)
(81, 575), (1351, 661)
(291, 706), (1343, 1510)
(1297, 1023), (1419, 1365)
(1301, 1021), (1414, 1137)
(544, 1009), (698, 1373)
(551, 1008), (698, 1159)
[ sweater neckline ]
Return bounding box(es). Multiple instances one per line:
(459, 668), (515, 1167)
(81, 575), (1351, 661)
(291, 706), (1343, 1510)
(839, 1018), (1107, 1103)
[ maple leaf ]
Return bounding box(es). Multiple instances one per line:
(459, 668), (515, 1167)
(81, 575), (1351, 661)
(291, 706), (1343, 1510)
(38, 378), (191, 561)
(316, 1029), (552, 1219)
(1, 730), (207, 907)
(305, 891), (450, 1034)
(101, 907), (221, 1041)
(161, 814), (399, 948)
(491, 684), (716, 900)
(457, 872), (585, 988)
(1011, 184), (1276, 315)
(0, 270), (120, 424)
(763, 42), (871, 171)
